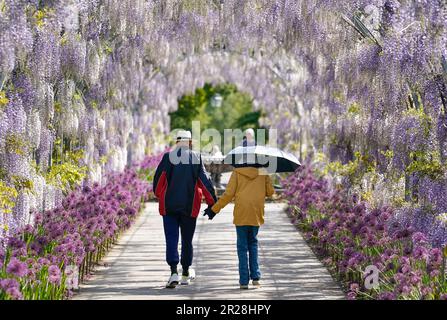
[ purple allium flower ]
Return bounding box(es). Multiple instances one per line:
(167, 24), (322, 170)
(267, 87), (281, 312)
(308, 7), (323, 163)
(399, 256), (410, 266)
(421, 286), (432, 297)
(412, 232), (428, 245)
(23, 224), (34, 234)
(38, 257), (50, 266)
(348, 256), (360, 269)
(409, 273), (421, 286)
(0, 278), (20, 290)
(349, 283), (360, 293)
(6, 258), (28, 277)
(347, 291), (357, 300)
(11, 247), (27, 258)
(412, 246), (429, 261)
(7, 237), (26, 249)
(403, 246), (412, 255)
(397, 285), (412, 296)
(48, 265), (61, 284)
(5, 287), (23, 300)
(428, 248), (442, 265)
(430, 270), (440, 278)
(386, 262), (395, 271)
(399, 264), (411, 274)
(378, 292), (396, 300)
(125, 207), (136, 216)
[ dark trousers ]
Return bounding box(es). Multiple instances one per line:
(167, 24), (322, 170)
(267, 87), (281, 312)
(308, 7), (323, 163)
(163, 214), (197, 271)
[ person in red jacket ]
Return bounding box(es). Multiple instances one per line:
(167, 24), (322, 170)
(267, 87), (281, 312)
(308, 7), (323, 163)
(153, 130), (217, 288)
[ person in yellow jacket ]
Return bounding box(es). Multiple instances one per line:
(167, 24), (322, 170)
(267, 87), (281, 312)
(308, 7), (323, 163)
(204, 167), (275, 289)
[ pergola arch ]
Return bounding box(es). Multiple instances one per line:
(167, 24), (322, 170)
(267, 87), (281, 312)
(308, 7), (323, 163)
(1, 0), (445, 238)
(147, 49), (303, 108)
(140, 50), (307, 154)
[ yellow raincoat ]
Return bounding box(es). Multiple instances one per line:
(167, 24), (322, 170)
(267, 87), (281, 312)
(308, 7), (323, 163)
(211, 167), (275, 226)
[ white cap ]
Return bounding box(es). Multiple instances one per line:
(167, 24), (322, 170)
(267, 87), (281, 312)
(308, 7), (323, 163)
(176, 130), (192, 141)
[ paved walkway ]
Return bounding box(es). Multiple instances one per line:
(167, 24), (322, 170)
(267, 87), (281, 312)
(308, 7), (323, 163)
(74, 203), (344, 300)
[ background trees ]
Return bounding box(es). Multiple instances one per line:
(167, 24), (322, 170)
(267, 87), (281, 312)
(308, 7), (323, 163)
(169, 83), (262, 150)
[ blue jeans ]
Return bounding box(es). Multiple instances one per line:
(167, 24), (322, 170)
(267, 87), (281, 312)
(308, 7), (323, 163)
(236, 226), (261, 285)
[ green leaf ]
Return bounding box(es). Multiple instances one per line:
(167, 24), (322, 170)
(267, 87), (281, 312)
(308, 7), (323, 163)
(341, 13), (382, 48)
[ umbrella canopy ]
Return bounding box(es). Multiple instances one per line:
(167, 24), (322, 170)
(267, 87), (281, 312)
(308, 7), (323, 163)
(224, 146), (301, 173)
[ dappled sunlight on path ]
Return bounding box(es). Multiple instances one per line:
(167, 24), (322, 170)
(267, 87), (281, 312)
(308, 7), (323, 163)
(74, 203), (344, 300)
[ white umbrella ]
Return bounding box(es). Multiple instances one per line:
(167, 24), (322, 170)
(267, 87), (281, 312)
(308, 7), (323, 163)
(224, 146), (301, 173)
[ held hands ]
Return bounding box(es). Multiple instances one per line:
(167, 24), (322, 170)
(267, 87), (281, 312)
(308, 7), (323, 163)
(203, 206), (216, 220)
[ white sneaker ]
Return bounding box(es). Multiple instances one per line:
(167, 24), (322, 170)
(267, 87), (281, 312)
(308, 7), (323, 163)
(252, 280), (261, 287)
(181, 268), (196, 285)
(166, 273), (180, 288)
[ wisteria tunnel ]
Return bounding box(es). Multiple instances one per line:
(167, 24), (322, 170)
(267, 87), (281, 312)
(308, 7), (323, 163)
(0, 0), (447, 301)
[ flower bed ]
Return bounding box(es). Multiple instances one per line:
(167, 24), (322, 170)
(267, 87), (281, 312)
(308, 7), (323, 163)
(282, 166), (447, 300)
(0, 154), (161, 300)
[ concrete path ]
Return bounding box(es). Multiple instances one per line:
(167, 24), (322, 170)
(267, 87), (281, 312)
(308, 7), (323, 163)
(74, 203), (344, 300)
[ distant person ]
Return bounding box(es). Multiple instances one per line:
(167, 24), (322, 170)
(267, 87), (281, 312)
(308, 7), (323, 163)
(210, 145), (223, 188)
(204, 166), (275, 289)
(240, 128), (257, 165)
(211, 145), (223, 158)
(153, 130), (217, 288)
(242, 128), (256, 147)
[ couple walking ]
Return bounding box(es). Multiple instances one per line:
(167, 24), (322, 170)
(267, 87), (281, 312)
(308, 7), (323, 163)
(153, 130), (275, 289)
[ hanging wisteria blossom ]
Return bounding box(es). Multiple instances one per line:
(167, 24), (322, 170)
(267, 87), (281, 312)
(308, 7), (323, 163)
(0, 0), (446, 301)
